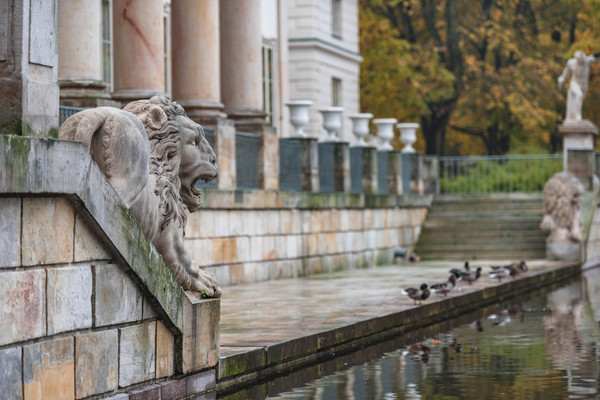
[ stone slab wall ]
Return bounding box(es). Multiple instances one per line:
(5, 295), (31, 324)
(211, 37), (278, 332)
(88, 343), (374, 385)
(186, 193), (428, 287)
(585, 204), (600, 263)
(0, 196), (214, 400)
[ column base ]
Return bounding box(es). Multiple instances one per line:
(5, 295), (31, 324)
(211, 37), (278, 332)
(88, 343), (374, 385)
(177, 99), (227, 125)
(225, 108), (266, 133)
(59, 80), (108, 108)
(111, 89), (167, 103)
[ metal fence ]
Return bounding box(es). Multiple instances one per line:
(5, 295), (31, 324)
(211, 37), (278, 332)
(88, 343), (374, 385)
(235, 132), (260, 190)
(59, 106), (86, 126)
(350, 147), (363, 194)
(195, 128), (216, 189)
(439, 154), (563, 194)
(318, 142), (336, 193)
(377, 151), (389, 195)
(279, 138), (303, 191)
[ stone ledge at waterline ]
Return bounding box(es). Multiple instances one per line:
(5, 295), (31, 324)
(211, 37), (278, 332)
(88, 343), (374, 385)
(0, 135), (219, 375)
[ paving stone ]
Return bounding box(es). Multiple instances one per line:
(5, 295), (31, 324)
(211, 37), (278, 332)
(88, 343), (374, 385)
(155, 321), (175, 378)
(129, 384), (160, 400)
(0, 198), (21, 268)
(0, 347), (22, 400)
(0, 270), (45, 345)
(159, 378), (187, 400)
(47, 266), (93, 335)
(75, 330), (118, 398)
(23, 337), (74, 400)
(103, 395), (129, 400)
(119, 322), (156, 387)
(95, 263), (143, 326)
(74, 212), (111, 262)
(22, 197), (74, 266)
(186, 369), (216, 395)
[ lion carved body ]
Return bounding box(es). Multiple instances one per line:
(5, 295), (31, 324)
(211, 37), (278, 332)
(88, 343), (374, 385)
(540, 172), (584, 244)
(60, 96), (221, 297)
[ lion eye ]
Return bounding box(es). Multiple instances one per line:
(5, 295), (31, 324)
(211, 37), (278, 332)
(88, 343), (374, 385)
(190, 139), (196, 146)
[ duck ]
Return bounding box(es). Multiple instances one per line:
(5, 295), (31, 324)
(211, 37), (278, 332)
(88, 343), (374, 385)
(489, 266), (511, 282)
(508, 260), (528, 276)
(430, 274), (457, 297)
(488, 309), (511, 326)
(449, 261), (470, 280)
(401, 283), (430, 305)
(403, 344), (432, 361)
(461, 267), (482, 285)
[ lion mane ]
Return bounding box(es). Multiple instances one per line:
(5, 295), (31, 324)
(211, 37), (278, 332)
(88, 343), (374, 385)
(540, 171), (584, 243)
(59, 96), (221, 297)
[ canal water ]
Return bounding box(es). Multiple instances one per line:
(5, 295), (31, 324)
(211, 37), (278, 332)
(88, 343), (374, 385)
(220, 268), (600, 400)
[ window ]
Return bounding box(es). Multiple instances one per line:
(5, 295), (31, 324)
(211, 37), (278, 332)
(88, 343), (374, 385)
(101, 0), (112, 93)
(332, 0), (342, 39)
(262, 44), (275, 126)
(332, 78), (342, 107)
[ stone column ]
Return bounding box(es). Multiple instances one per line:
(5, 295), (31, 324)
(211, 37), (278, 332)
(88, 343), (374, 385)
(258, 127), (279, 190)
(333, 142), (351, 193)
(58, 0), (106, 107)
(171, 0), (225, 125)
(220, 0), (265, 132)
(298, 137), (320, 191)
(0, 0), (59, 137)
(112, 0), (165, 102)
(361, 147), (378, 194)
(387, 151), (403, 195)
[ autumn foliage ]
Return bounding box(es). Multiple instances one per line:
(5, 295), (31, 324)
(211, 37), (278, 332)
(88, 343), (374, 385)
(359, 0), (600, 155)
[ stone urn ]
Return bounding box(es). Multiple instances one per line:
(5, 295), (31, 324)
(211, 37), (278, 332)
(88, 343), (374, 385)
(396, 122), (419, 153)
(349, 113), (373, 147)
(319, 107), (345, 141)
(373, 118), (397, 150)
(285, 100), (313, 137)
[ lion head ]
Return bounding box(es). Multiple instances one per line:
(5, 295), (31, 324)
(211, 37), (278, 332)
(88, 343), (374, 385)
(123, 96), (218, 226)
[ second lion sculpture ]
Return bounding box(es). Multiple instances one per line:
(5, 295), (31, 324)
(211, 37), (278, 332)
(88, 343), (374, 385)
(60, 96), (221, 297)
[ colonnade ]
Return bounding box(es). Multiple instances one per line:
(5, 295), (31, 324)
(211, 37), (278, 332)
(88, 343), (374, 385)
(58, 0), (264, 129)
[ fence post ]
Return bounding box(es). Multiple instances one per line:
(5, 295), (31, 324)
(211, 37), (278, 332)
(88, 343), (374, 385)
(298, 137), (320, 191)
(213, 119), (237, 190)
(387, 151), (403, 195)
(258, 127), (279, 190)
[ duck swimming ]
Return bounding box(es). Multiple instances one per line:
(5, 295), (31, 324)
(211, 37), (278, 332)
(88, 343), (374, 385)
(401, 283), (430, 305)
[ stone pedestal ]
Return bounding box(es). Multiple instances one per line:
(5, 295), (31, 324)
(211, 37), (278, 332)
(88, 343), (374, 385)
(258, 128), (279, 190)
(171, 0), (225, 125)
(58, 0), (107, 107)
(333, 142), (351, 193)
(559, 120), (599, 190)
(0, 0), (59, 137)
(298, 137), (319, 192)
(359, 147), (378, 194)
(386, 151), (404, 195)
(220, 0), (265, 132)
(112, 0), (165, 102)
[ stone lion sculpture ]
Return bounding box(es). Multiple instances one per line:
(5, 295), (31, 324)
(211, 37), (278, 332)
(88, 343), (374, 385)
(540, 171), (584, 260)
(59, 96), (221, 297)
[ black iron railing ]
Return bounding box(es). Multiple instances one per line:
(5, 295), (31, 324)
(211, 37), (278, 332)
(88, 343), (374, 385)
(377, 151), (389, 195)
(279, 138), (303, 191)
(318, 142), (335, 193)
(236, 132), (260, 190)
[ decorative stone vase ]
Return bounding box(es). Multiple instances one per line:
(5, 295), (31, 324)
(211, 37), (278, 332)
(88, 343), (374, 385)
(349, 113), (373, 147)
(396, 122), (420, 153)
(319, 107), (345, 141)
(373, 118), (398, 150)
(285, 100), (313, 137)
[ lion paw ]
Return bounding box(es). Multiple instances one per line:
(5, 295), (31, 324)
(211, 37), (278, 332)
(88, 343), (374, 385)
(188, 268), (221, 298)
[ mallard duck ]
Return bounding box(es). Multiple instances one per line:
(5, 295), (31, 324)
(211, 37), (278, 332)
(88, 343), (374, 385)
(488, 309), (511, 326)
(449, 261), (470, 279)
(461, 267), (482, 285)
(403, 344), (432, 360)
(431, 275), (457, 297)
(489, 266), (511, 282)
(508, 260), (528, 276)
(401, 283), (430, 305)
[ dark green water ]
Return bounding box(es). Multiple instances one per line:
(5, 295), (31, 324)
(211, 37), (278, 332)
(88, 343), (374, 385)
(221, 269), (600, 400)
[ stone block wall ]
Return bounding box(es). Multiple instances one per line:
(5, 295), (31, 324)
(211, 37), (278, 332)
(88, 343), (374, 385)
(185, 191), (428, 287)
(586, 204), (600, 263)
(0, 196), (214, 400)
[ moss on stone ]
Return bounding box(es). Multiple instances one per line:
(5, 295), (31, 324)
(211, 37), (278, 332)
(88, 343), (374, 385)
(0, 115), (23, 136)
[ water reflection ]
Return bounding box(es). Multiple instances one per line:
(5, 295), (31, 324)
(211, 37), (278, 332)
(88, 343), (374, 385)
(221, 274), (600, 400)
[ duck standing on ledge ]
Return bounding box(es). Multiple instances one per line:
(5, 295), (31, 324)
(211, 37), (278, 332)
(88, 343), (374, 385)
(450, 261), (470, 280)
(431, 274), (457, 297)
(461, 267), (482, 285)
(401, 283), (430, 305)
(489, 266), (511, 283)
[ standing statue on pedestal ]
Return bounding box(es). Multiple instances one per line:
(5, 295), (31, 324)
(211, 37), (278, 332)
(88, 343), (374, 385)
(558, 51), (597, 122)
